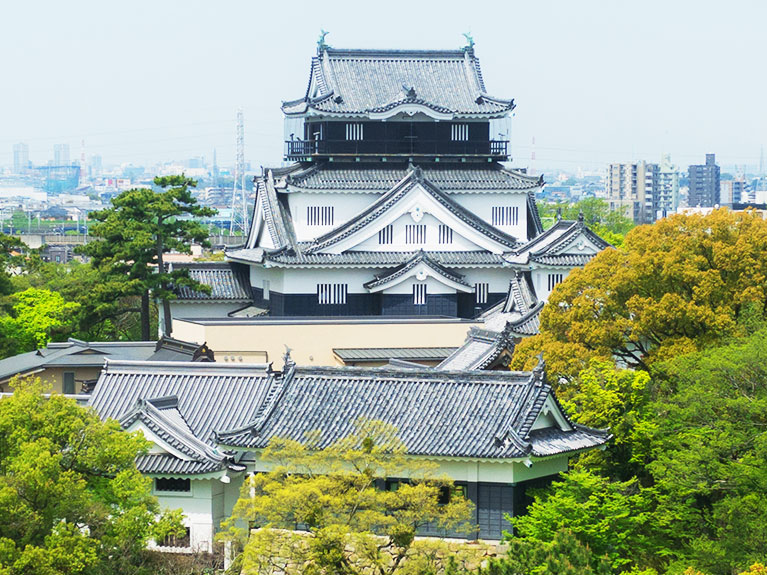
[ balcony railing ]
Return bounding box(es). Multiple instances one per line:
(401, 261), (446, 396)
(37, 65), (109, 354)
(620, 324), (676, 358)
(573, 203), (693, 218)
(285, 139), (509, 159)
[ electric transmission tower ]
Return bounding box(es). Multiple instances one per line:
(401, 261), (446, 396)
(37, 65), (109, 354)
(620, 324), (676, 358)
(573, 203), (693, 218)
(229, 108), (248, 235)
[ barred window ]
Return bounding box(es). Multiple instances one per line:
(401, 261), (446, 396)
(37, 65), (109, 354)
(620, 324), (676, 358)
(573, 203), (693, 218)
(307, 206), (334, 226)
(405, 224), (426, 244)
(438, 224), (453, 244)
(378, 224), (393, 244)
(155, 478), (191, 492)
(262, 279), (270, 301)
(475, 283), (489, 304)
(318, 283), (348, 305)
(492, 206), (519, 226)
(413, 283), (427, 305)
(547, 273), (564, 291)
(345, 123), (364, 140)
(451, 123), (469, 141)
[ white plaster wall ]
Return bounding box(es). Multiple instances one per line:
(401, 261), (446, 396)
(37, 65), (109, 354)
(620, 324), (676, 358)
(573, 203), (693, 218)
(531, 267), (572, 303)
(452, 193), (529, 242)
(155, 479), (215, 553)
(250, 265), (285, 295)
(353, 213), (482, 252)
(280, 268), (376, 294)
(288, 192), (379, 242)
(382, 275), (458, 295)
(458, 268), (515, 294)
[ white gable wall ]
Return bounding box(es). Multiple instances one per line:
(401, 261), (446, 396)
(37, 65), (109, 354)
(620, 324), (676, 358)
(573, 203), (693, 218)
(288, 191), (379, 242)
(353, 212), (483, 252)
(452, 192), (529, 242)
(531, 267), (572, 303)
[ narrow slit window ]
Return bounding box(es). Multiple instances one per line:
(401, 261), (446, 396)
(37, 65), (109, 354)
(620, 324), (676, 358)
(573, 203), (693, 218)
(307, 206), (334, 226)
(378, 225), (393, 244)
(438, 224), (453, 244)
(451, 123), (469, 141)
(491, 206), (520, 226)
(475, 283), (489, 304)
(547, 273), (564, 291)
(345, 123), (364, 141)
(405, 224), (426, 244)
(413, 283), (427, 305)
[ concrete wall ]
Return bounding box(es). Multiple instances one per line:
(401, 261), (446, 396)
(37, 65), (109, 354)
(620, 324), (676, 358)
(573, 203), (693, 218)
(1, 366), (103, 394)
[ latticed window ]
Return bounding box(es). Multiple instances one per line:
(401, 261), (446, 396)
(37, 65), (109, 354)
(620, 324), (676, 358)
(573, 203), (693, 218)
(405, 224), (426, 244)
(378, 225), (393, 244)
(413, 283), (427, 305)
(547, 273), (564, 291)
(307, 206), (334, 226)
(492, 206), (519, 226)
(318, 283), (348, 305)
(438, 224), (453, 244)
(451, 123), (469, 141)
(475, 283), (489, 304)
(345, 123), (364, 140)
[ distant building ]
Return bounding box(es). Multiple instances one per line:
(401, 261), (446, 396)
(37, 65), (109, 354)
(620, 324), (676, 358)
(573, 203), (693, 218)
(12, 142), (29, 174)
(688, 154), (720, 207)
(53, 143), (70, 166)
(656, 155), (680, 219)
(606, 161), (659, 223)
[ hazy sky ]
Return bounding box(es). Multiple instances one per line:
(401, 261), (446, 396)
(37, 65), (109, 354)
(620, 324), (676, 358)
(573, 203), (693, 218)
(1, 0), (765, 172)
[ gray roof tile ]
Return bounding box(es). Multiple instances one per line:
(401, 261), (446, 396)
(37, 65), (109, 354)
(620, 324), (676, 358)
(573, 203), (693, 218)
(172, 262), (252, 302)
(283, 48), (514, 118)
(228, 249), (506, 267)
(363, 250), (471, 290)
(333, 347), (458, 362)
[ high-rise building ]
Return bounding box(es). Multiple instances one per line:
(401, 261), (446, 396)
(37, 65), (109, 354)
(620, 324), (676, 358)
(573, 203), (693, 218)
(12, 142), (29, 174)
(53, 143), (70, 166)
(688, 153), (720, 207)
(606, 161), (659, 223)
(656, 154), (680, 218)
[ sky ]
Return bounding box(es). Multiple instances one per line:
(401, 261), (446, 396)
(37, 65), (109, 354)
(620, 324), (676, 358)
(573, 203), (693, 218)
(1, 0), (765, 173)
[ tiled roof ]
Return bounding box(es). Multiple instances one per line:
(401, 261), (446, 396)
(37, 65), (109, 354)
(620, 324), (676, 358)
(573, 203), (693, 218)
(306, 166), (518, 253)
(282, 48), (514, 118)
(216, 363), (610, 459)
(504, 271), (538, 315)
(228, 249), (507, 268)
(173, 263), (252, 302)
(134, 454), (223, 476)
(90, 361), (273, 448)
(363, 250), (471, 291)
(283, 163), (542, 192)
(333, 347), (458, 362)
(506, 216), (612, 267)
(436, 327), (516, 371)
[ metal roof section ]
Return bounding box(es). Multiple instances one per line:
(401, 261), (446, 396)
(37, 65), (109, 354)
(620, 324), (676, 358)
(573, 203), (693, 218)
(215, 360), (610, 459)
(282, 47), (515, 119)
(333, 347), (458, 363)
(281, 162), (542, 193)
(362, 250), (473, 293)
(305, 165), (519, 254)
(172, 262), (252, 302)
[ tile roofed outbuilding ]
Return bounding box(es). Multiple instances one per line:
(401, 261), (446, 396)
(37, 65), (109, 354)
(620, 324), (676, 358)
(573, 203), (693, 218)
(172, 262), (252, 302)
(215, 363), (610, 459)
(281, 163), (542, 192)
(282, 48), (515, 118)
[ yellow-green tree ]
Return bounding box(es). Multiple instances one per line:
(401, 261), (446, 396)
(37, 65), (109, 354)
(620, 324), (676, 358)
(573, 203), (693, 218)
(512, 209), (767, 380)
(221, 419), (474, 575)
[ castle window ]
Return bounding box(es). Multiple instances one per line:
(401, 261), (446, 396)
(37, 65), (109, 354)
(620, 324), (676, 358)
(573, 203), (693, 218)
(345, 123), (364, 141)
(307, 206), (334, 226)
(451, 123), (469, 141)
(413, 283), (427, 305)
(155, 478), (191, 493)
(378, 225), (393, 244)
(318, 283), (348, 305)
(491, 206), (519, 226)
(475, 283), (489, 304)
(547, 273), (564, 291)
(405, 224), (426, 244)
(63, 372), (75, 395)
(438, 225), (453, 244)
(262, 280), (270, 301)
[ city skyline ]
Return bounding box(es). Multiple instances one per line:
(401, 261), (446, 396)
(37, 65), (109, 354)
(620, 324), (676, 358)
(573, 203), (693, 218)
(1, 0), (766, 172)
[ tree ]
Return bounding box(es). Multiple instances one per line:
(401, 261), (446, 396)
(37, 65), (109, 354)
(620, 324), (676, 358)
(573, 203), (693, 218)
(0, 377), (184, 574)
(79, 175), (216, 339)
(538, 198), (633, 246)
(0, 288), (80, 357)
(512, 209), (767, 379)
(0, 233), (26, 299)
(221, 418), (474, 575)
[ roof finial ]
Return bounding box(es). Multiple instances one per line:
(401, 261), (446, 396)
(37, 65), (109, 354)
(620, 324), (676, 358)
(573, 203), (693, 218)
(462, 32), (475, 52)
(555, 206), (562, 221)
(283, 344), (295, 370)
(317, 29), (330, 53)
(577, 210), (585, 224)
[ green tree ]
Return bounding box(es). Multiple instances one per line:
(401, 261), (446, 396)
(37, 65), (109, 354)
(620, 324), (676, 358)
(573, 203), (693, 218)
(79, 175), (216, 339)
(221, 418), (474, 575)
(512, 209), (767, 379)
(0, 288), (80, 356)
(0, 233), (25, 299)
(0, 378), (184, 574)
(538, 197), (633, 246)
